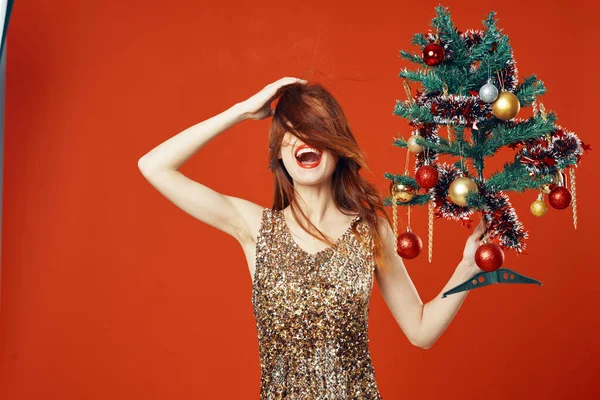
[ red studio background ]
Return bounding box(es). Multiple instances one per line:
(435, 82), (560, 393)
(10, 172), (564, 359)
(1, 0), (599, 399)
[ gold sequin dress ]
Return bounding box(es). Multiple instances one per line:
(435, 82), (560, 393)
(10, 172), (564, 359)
(252, 208), (382, 399)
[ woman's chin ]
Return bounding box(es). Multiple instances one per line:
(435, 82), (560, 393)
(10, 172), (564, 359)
(283, 156), (335, 185)
(291, 169), (333, 186)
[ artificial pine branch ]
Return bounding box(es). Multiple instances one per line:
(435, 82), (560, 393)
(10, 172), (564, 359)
(410, 33), (428, 47)
(393, 101), (434, 122)
(398, 68), (445, 91)
(481, 10), (498, 31)
(432, 6), (468, 67)
(383, 195), (432, 207)
(399, 50), (425, 65)
(475, 114), (557, 157)
(469, 12), (499, 60)
(485, 161), (555, 193)
(393, 135), (465, 157)
(515, 75), (546, 106)
(393, 127), (478, 160)
(385, 172), (419, 187)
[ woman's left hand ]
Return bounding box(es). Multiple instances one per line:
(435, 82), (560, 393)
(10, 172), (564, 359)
(461, 217), (489, 270)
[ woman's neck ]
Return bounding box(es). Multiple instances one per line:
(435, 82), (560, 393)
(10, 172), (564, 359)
(288, 180), (351, 225)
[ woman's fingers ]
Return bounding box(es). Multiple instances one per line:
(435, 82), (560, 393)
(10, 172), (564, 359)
(474, 219), (485, 235)
(273, 77), (306, 88)
(265, 77), (306, 102)
(240, 77), (307, 120)
(471, 218), (486, 240)
(281, 76), (306, 84)
(266, 77), (307, 113)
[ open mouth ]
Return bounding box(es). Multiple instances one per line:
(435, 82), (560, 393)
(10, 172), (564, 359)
(294, 144), (322, 169)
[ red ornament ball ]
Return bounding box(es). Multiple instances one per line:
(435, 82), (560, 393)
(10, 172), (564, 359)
(397, 231), (423, 259)
(548, 186), (572, 210)
(415, 165), (439, 189)
(474, 242), (504, 272)
(422, 43), (445, 66)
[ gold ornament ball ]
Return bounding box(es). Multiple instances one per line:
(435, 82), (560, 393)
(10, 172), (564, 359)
(390, 181), (416, 202)
(530, 199), (548, 217)
(491, 91), (520, 121)
(407, 135), (424, 153)
(448, 177), (478, 206)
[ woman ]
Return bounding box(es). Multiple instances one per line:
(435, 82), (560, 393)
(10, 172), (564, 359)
(137, 76), (487, 399)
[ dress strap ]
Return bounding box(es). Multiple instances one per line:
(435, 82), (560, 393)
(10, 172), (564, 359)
(257, 207), (275, 239)
(253, 208), (276, 291)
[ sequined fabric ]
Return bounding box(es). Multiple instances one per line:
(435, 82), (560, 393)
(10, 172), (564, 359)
(252, 208), (382, 399)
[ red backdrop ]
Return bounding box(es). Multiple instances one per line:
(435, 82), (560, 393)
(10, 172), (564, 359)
(1, 0), (598, 399)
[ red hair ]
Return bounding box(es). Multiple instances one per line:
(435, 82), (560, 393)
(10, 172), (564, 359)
(267, 81), (392, 272)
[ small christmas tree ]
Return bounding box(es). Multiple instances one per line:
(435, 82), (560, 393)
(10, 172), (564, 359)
(384, 6), (591, 297)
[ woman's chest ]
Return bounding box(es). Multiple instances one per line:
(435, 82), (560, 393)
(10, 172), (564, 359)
(253, 245), (375, 307)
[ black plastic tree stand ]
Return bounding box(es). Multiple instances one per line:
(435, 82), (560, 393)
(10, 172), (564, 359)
(442, 268), (543, 298)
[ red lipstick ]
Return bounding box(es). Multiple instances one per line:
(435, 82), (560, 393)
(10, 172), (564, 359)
(294, 144), (322, 169)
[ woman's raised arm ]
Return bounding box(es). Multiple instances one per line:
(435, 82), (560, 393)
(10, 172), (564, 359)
(137, 77), (306, 245)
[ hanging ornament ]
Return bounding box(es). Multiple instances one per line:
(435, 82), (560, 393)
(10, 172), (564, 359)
(475, 242), (505, 272)
(403, 79), (415, 105)
(422, 43), (444, 66)
(449, 176), (478, 207)
(530, 194), (548, 217)
(407, 134), (424, 153)
(540, 170), (566, 194)
(554, 169), (566, 186)
(479, 63), (498, 103)
(446, 124), (453, 144)
(479, 78), (499, 103)
(537, 102), (555, 146)
(548, 186), (572, 210)
(390, 181), (416, 203)
(415, 165), (439, 189)
(392, 192), (399, 255)
(428, 199), (434, 263)
(420, 146), (435, 263)
(569, 167), (578, 230)
(491, 91), (520, 120)
(397, 227), (423, 259)
(539, 182), (553, 195)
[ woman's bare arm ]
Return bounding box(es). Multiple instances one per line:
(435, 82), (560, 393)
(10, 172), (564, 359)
(137, 76), (306, 245)
(375, 216), (486, 349)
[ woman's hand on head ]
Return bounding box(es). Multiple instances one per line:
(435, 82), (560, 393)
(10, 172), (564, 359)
(461, 217), (489, 268)
(238, 77), (307, 121)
